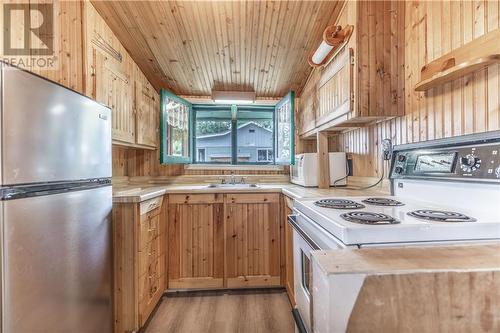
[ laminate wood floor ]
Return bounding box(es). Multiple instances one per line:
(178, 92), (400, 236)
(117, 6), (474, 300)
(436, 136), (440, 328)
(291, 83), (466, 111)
(143, 289), (295, 333)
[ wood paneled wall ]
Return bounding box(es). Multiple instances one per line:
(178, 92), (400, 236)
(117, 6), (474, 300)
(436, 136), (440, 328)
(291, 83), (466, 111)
(338, 0), (499, 177)
(0, 1), (85, 93)
(91, 1), (345, 97)
(113, 146), (289, 177)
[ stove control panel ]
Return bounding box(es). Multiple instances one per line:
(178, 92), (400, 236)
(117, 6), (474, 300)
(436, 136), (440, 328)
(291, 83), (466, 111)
(391, 133), (500, 183)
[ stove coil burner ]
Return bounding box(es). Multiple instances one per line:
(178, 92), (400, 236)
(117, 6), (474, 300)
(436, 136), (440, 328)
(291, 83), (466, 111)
(361, 197), (405, 206)
(314, 199), (365, 209)
(408, 210), (476, 222)
(341, 212), (400, 225)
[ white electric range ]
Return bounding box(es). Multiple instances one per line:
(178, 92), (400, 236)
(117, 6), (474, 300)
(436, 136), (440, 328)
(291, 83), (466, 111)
(289, 130), (500, 333)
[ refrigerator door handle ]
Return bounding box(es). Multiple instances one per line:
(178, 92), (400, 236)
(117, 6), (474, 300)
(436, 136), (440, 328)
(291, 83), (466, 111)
(0, 178), (111, 200)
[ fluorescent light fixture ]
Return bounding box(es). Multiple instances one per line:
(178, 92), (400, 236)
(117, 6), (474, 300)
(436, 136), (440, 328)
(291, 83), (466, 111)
(212, 90), (255, 104)
(311, 41), (335, 65)
(308, 25), (353, 67)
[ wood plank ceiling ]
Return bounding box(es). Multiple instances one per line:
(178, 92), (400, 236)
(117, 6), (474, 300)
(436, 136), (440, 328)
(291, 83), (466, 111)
(91, 0), (343, 98)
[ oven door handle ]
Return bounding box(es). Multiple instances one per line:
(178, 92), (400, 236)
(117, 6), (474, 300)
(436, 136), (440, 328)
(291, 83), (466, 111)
(288, 215), (321, 251)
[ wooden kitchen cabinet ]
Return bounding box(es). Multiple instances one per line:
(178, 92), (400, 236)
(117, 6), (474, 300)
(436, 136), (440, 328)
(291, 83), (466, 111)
(84, 2), (158, 149)
(93, 51), (136, 144)
(224, 193), (281, 288)
(166, 193), (283, 290)
(297, 1), (405, 135)
(167, 194), (225, 289)
(112, 196), (165, 332)
(134, 67), (159, 148)
(297, 71), (320, 137)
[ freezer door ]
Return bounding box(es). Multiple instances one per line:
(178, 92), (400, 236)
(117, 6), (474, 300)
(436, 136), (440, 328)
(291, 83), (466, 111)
(1, 65), (111, 185)
(1, 186), (112, 332)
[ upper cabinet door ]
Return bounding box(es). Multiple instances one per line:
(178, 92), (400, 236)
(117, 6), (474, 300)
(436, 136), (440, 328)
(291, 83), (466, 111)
(275, 91), (295, 165)
(135, 78), (159, 148)
(94, 51), (135, 144)
(160, 89), (192, 164)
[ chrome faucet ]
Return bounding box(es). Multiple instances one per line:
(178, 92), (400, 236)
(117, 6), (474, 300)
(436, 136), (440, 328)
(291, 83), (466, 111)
(228, 171), (236, 185)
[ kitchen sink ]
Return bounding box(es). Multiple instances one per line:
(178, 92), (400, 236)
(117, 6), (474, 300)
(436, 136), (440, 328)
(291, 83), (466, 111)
(206, 183), (260, 189)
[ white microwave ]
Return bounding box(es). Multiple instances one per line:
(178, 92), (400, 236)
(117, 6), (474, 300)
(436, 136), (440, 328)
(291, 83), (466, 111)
(291, 152), (347, 187)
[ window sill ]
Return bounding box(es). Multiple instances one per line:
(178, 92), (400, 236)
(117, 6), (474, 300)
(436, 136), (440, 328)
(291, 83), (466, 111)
(184, 164), (285, 171)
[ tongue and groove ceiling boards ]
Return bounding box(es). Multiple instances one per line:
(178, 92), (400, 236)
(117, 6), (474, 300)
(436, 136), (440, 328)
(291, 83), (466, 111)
(90, 1), (344, 97)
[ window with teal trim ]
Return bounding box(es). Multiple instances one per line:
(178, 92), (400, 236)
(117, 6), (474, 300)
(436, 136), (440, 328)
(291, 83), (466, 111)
(161, 91), (295, 165)
(160, 89), (192, 164)
(193, 104), (276, 165)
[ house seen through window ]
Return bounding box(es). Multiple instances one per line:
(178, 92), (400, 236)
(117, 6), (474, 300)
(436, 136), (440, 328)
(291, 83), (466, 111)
(194, 105), (274, 164)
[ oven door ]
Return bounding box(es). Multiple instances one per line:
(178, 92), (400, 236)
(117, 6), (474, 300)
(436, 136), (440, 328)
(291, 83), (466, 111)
(289, 212), (346, 333)
(289, 214), (321, 333)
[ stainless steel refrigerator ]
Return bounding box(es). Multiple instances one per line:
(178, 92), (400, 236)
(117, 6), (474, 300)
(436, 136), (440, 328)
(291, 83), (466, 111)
(0, 64), (113, 332)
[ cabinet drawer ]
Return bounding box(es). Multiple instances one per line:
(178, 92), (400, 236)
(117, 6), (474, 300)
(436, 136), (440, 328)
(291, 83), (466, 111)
(139, 255), (159, 279)
(284, 196), (294, 210)
(139, 214), (159, 249)
(158, 254), (165, 279)
(140, 196), (163, 215)
(225, 193), (280, 204)
(138, 274), (160, 308)
(169, 193), (223, 204)
(138, 236), (159, 275)
(138, 276), (162, 326)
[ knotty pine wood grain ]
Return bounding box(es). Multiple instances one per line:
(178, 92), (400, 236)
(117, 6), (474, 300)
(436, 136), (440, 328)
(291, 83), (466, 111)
(167, 195), (225, 289)
(347, 271), (500, 333)
(296, 0), (405, 135)
(112, 146), (290, 177)
(224, 194), (281, 288)
(91, 1), (345, 97)
(0, 1), (85, 93)
(29, 1), (85, 94)
(337, 0), (500, 178)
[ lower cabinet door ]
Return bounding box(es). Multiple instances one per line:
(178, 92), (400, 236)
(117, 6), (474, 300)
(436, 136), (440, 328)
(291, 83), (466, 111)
(224, 194), (281, 288)
(167, 195), (224, 289)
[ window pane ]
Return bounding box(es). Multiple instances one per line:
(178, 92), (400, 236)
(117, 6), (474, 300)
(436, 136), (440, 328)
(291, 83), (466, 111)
(276, 92), (294, 164)
(237, 110), (274, 163)
(195, 110), (232, 163)
(164, 97), (189, 158)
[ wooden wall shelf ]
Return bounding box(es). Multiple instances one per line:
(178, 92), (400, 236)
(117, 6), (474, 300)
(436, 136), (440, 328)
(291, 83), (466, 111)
(415, 54), (500, 91)
(415, 29), (500, 91)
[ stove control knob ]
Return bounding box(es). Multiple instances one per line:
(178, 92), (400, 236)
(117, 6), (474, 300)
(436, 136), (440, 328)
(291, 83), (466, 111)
(495, 166), (500, 178)
(397, 154), (406, 162)
(394, 166), (404, 174)
(460, 154), (481, 172)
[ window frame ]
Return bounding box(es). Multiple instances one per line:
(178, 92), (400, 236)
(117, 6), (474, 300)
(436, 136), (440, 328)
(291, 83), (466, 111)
(160, 89), (193, 164)
(192, 104), (276, 165)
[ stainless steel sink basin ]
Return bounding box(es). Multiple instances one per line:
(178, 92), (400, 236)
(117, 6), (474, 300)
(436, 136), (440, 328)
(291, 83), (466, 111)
(206, 183), (259, 189)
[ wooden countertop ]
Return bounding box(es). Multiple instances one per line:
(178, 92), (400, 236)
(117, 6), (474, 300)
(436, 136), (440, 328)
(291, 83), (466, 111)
(112, 178), (390, 203)
(312, 244), (500, 333)
(312, 244), (500, 275)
